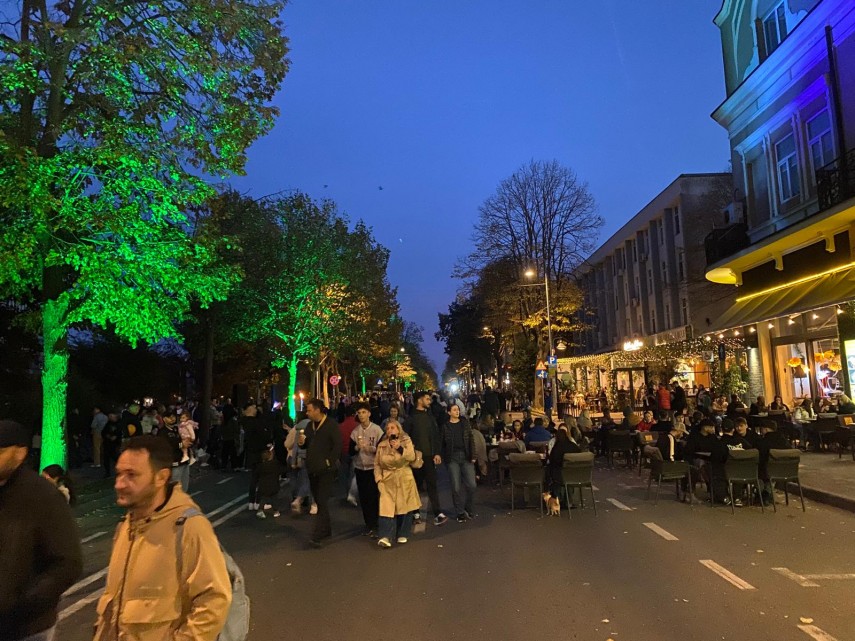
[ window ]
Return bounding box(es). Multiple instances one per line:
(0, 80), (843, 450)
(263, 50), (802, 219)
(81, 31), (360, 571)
(807, 110), (835, 175)
(664, 303), (671, 329)
(631, 241), (637, 263)
(763, 3), (787, 55)
(647, 267), (653, 293)
(661, 261), (669, 285)
(650, 310), (657, 334)
(681, 298), (688, 325)
(673, 207), (681, 235)
(634, 274), (640, 296)
(776, 133), (800, 202)
(677, 251), (685, 281)
(638, 314), (643, 332)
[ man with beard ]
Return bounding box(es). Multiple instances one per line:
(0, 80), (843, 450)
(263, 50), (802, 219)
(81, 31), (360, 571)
(93, 436), (230, 641)
(0, 420), (82, 641)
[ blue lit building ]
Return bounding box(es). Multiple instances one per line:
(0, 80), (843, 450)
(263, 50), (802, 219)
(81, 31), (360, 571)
(705, 0), (855, 406)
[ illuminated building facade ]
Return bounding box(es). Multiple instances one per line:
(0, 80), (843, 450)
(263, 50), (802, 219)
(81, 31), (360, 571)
(705, 0), (855, 406)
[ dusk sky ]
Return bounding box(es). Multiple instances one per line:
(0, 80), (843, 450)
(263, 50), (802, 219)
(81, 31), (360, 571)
(231, 1), (731, 374)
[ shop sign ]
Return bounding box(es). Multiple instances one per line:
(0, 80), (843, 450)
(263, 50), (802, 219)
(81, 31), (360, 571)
(652, 325), (692, 346)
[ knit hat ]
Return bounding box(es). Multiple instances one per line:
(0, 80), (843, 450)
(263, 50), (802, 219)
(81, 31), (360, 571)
(0, 420), (30, 448)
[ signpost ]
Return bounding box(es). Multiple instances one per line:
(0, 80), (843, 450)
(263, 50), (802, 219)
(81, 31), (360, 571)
(329, 375), (341, 386)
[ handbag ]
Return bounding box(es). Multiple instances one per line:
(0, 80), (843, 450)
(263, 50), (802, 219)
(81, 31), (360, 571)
(410, 449), (424, 469)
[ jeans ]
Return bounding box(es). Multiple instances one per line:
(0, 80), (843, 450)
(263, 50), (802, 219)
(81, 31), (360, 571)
(411, 459), (443, 516)
(19, 627), (55, 641)
(171, 463), (190, 491)
(447, 451), (476, 516)
(378, 514), (413, 541)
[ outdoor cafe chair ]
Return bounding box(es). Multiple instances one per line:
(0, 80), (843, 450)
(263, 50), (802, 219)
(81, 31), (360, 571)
(645, 448), (692, 505)
(496, 440), (524, 486)
(766, 448), (805, 512)
(606, 430), (634, 468)
(508, 452), (544, 516)
(724, 449), (765, 514)
(835, 415), (855, 460)
(561, 451), (597, 518)
(527, 440), (550, 454)
(813, 416), (838, 451)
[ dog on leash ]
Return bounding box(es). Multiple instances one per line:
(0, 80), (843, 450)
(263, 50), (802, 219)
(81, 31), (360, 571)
(542, 492), (561, 516)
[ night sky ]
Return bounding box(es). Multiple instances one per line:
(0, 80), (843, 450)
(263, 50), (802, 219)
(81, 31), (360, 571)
(231, 0), (730, 375)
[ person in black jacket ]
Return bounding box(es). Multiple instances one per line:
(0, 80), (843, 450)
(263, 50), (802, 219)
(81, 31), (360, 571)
(756, 421), (791, 501)
(0, 420), (82, 641)
(404, 391), (448, 526)
(442, 405), (477, 522)
(304, 399), (342, 548)
(100, 412), (124, 477)
(547, 426), (581, 504)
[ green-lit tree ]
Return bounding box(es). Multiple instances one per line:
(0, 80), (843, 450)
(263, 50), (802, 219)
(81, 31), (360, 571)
(0, 0), (289, 467)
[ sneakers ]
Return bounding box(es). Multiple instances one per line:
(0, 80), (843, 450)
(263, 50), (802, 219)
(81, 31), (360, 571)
(256, 510), (266, 519)
(465, 510), (476, 520)
(291, 498), (302, 511)
(262, 504), (273, 510)
(377, 537), (392, 548)
(396, 537), (408, 544)
(248, 502), (259, 511)
(346, 495), (359, 507)
(362, 529), (376, 537)
(434, 513), (448, 526)
(272, 511), (281, 518)
(309, 503), (318, 515)
(456, 513), (469, 523)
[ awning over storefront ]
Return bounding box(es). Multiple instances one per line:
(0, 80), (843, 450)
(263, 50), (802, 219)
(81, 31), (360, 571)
(709, 267), (855, 332)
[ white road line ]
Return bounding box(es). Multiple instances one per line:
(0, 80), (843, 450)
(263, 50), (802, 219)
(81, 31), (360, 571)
(804, 573), (855, 580)
(58, 591), (102, 621)
(81, 530), (107, 543)
(190, 490), (205, 497)
(216, 477), (234, 485)
(772, 567), (820, 587)
(63, 567), (108, 597)
(210, 504), (248, 528)
(699, 560), (756, 590)
(606, 498), (633, 511)
(798, 624), (840, 641)
(643, 522), (679, 541)
(206, 495), (246, 518)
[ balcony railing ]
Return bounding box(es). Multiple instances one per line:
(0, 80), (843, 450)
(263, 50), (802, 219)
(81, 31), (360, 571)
(817, 148), (855, 212)
(704, 223), (750, 267)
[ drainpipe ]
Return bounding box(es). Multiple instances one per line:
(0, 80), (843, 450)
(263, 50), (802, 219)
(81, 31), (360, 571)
(826, 26), (847, 177)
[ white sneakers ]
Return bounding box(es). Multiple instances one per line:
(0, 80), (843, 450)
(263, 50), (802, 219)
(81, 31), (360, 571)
(377, 537), (392, 548)
(396, 537), (408, 544)
(309, 503), (318, 515)
(291, 498), (302, 511)
(256, 510), (266, 519)
(247, 502), (259, 511)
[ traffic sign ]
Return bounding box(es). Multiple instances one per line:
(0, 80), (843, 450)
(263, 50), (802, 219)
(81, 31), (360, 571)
(547, 356), (557, 366)
(535, 359), (547, 371)
(536, 369), (549, 379)
(329, 375), (341, 386)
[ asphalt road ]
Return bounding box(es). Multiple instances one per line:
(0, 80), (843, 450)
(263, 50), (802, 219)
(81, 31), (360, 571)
(57, 461), (855, 641)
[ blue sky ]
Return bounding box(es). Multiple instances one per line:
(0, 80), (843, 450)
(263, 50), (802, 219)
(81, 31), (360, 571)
(231, 0), (730, 373)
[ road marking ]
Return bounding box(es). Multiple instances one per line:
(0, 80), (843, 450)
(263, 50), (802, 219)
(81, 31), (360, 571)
(63, 567), (109, 597)
(798, 624), (840, 641)
(58, 590), (102, 621)
(804, 573), (855, 580)
(60, 493), (247, 618)
(699, 560), (756, 590)
(216, 477), (234, 485)
(190, 490), (205, 497)
(606, 498), (633, 511)
(81, 530), (107, 543)
(210, 503), (247, 528)
(643, 522), (679, 541)
(773, 567), (820, 587)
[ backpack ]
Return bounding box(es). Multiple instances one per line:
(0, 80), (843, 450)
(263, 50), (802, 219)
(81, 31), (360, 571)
(176, 508), (250, 641)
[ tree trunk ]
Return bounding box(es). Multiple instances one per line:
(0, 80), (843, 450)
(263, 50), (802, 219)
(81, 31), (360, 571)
(40, 295), (70, 469)
(320, 362), (330, 408)
(287, 356), (299, 420)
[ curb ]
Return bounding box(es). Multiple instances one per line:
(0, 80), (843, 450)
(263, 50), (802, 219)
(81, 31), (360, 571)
(789, 481), (855, 514)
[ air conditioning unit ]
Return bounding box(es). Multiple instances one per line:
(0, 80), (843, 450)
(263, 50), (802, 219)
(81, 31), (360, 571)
(722, 201), (744, 225)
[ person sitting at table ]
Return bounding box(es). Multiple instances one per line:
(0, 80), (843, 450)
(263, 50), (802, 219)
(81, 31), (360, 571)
(734, 416), (761, 449)
(749, 395), (768, 415)
(637, 410), (654, 432)
(687, 410), (706, 434)
(726, 395), (747, 416)
(651, 410), (673, 433)
(711, 395), (728, 416)
(769, 395), (789, 413)
(656, 421), (687, 462)
(504, 419), (524, 442)
(792, 398), (815, 449)
(521, 410), (533, 433)
(547, 425), (582, 506)
(756, 421), (791, 502)
(524, 418), (551, 447)
(620, 406), (641, 431)
(684, 418), (728, 503)
(720, 418), (752, 451)
(837, 394), (855, 415)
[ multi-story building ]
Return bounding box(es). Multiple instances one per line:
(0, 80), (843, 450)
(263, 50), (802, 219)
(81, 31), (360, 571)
(704, 0), (855, 408)
(564, 174), (733, 403)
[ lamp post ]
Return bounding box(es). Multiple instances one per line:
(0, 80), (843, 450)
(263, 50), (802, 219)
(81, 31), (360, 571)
(394, 347), (405, 396)
(525, 268), (557, 414)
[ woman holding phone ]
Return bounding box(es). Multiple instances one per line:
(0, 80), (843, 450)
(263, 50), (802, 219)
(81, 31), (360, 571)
(374, 419), (421, 548)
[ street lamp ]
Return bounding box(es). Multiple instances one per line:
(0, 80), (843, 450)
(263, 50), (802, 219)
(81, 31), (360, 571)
(394, 347), (406, 395)
(525, 268), (556, 414)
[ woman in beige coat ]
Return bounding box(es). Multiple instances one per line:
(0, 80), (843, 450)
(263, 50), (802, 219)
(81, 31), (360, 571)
(374, 419), (421, 548)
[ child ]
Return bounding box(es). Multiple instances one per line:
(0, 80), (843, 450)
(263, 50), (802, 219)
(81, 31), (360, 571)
(285, 421), (316, 513)
(177, 412), (197, 465)
(253, 445), (284, 518)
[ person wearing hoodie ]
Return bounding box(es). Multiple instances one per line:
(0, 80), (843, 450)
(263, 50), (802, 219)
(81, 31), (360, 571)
(93, 435), (231, 641)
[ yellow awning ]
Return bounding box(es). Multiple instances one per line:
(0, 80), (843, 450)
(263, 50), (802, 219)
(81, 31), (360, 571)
(708, 268), (855, 332)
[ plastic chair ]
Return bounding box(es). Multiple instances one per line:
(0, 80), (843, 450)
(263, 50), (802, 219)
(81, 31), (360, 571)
(636, 432), (658, 476)
(646, 448), (692, 505)
(527, 441), (550, 454)
(508, 453), (544, 516)
(496, 440), (524, 486)
(606, 430), (634, 468)
(767, 449), (805, 512)
(724, 449), (764, 514)
(835, 416), (855, 460)
(561, 452), (597, 519)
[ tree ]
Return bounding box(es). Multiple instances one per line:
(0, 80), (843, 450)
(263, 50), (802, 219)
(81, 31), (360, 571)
(0, 0), (289, 467)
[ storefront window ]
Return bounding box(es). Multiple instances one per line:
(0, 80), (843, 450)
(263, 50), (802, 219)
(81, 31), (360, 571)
(775, 342), (808, 407)
(812, 337), (841, 398)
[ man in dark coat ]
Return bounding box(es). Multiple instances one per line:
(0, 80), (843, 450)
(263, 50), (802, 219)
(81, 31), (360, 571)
(404, 391), (448, 526)
(304, 399), (342, 547)
(0, 420), (82, 641)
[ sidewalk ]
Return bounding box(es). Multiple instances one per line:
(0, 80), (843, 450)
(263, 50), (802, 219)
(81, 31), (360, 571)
(793, 451), (855, 513)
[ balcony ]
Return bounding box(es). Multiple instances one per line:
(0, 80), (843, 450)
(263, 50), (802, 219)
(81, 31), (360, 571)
(817, 148), (855, 212)
(704, 223), (750, 267)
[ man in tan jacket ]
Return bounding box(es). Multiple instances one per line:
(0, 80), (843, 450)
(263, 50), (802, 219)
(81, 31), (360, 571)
(93, 436), (231, 641)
